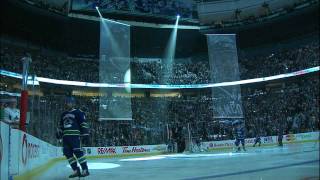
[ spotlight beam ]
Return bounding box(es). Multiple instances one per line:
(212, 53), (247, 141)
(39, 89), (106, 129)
(96, 6), (130, 59)
(162, 15), (180, 84)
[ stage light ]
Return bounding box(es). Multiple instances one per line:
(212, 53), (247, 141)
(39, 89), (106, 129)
(177, 14), (180, 18)
(96, 6), (130, 26)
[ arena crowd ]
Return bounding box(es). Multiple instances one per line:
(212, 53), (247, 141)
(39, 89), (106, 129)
(1, 39), (318, 84)
(0, 37), (319, 147)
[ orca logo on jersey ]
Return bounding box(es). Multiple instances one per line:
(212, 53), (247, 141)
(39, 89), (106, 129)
(63, 114), (76, 128)
(63, 118), (74, 128)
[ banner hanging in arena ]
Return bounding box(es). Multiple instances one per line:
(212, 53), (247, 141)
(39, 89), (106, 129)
(99, 19), (132, 121)
(207, 34), (244, 119)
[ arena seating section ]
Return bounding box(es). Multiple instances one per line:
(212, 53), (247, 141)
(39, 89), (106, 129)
(0, 36), (319, 146)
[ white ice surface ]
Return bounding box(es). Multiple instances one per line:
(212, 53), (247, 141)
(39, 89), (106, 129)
(36, 142), (319, 180)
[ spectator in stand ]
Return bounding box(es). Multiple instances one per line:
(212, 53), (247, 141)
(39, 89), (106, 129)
(3, 98), (20, 128)
(0, 98), (6, 122)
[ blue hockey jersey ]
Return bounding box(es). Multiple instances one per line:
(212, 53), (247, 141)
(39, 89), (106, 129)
(235, 127), (245, 139)
(59, 109), (89, 137)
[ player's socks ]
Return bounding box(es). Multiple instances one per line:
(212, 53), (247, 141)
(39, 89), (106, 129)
(78, 157), (88, 170)
(68, 157), (80, 178)
(75, 153), (88, 171)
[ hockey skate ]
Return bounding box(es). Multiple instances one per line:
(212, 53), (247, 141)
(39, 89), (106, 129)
(80, 169), (90, 177)
(236, 147), (241, 152)
(69, 168), (81, 178)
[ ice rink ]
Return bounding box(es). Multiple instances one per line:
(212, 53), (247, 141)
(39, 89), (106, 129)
(37, 142), (319, 180)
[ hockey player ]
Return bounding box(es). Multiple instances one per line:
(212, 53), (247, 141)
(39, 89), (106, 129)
(253, 134), (261, 147)
(277, 127), (283, 147)
(56, 97), (90, 178)
(195, 137), (202, 152)
(253, 129), (261, 147)
(233, 120), (246, 152)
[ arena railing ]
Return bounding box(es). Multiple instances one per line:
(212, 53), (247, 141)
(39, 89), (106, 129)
(0, 66), (319, 89)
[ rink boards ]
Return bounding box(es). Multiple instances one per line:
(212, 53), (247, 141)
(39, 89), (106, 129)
(0, 121), (319, 180)
(201, 132), (320, 151)
(0, 122), (62, 180)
